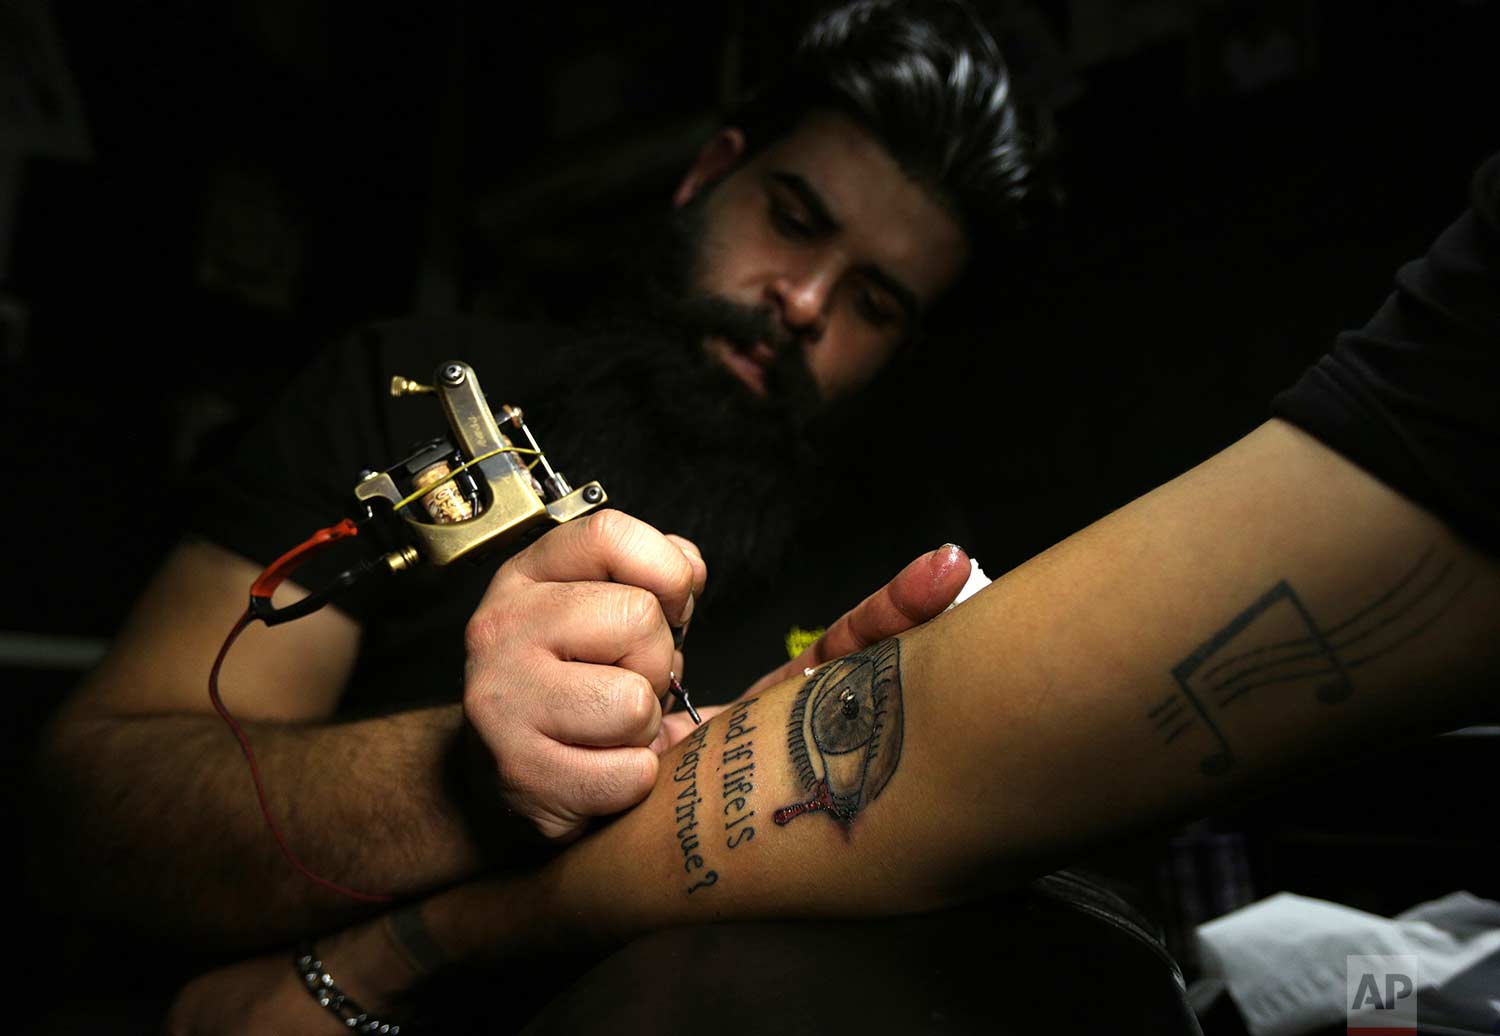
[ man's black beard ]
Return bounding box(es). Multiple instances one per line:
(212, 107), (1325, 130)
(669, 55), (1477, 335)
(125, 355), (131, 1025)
(519, 206), (856, 600)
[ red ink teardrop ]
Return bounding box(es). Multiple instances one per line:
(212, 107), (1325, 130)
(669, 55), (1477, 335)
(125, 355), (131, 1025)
(773, 780), (836, 825)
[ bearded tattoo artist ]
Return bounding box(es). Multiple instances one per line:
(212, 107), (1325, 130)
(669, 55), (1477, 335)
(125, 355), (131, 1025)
(35, 0), (1050, 990)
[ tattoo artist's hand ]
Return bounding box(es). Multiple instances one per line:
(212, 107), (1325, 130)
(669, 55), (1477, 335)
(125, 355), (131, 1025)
(743, 543), (971, 698)
(464, 509), (707, 842)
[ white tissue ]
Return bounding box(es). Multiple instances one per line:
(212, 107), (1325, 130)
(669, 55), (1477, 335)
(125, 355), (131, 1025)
(1195, 891), (1500, 1036)
(946, 557), (991, 610)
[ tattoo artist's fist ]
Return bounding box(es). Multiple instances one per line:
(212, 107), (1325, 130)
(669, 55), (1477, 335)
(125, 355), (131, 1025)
(744, 543), (971, 697)
(464, 509), (707, 842)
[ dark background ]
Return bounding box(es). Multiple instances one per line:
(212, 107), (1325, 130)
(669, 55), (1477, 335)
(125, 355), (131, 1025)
(3, 0), (1496, 1021)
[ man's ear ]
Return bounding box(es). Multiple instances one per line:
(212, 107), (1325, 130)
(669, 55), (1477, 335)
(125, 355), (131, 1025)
(673, 128), (747, 208)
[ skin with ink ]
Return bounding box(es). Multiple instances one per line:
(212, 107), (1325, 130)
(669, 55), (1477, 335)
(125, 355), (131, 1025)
(670, 724), (718, 893)
(1151, 547), (1474, 775)
(720, 697), (759, 850)
(774, 639), (904, 827)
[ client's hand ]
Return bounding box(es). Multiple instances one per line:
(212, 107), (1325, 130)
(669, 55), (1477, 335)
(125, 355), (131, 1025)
(743, 543), (971, 698)
(463, 509), (706, 842)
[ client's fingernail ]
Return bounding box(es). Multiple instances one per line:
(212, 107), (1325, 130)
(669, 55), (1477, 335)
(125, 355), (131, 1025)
(672, 624), (687, 649)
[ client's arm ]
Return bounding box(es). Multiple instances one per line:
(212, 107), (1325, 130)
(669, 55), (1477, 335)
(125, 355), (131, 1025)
(436, 419), (1500, 957)
(168, 420), (1500, 1032)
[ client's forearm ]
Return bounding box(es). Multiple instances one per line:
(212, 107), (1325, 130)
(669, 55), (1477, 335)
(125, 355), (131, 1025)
(424, 650), (974, 965)
(420, 420), (1500, 964)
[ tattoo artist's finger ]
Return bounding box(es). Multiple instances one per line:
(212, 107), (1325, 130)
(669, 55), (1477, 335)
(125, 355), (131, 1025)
(532, 582), (676, 695)
(810, 543), (970, 665)
(537, 743), (659, 820)
(664, 534), (706, 649)
(490, 509), (699, 627)
(664, 534), (708, 600)
(653, 706), (728, 754)
(532, 662), (663, 748)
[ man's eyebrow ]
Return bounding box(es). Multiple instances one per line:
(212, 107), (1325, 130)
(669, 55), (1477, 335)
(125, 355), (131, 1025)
(770, 171), (922, 321)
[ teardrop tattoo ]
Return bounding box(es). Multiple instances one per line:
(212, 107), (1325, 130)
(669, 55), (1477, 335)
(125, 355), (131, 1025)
(774, 638), (904, 828)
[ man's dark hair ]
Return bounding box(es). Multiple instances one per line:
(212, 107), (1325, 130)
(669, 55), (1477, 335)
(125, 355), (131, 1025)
(730, 0), (1058, 248)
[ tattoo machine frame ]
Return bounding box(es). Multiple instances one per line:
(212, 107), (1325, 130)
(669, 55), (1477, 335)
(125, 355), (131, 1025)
(248, 359), (608, 625)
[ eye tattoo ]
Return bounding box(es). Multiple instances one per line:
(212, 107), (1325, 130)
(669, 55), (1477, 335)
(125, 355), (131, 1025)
(774, 638), (904, 828)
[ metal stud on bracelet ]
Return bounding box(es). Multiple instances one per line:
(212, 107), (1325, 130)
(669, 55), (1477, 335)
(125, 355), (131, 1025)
(295, 943), (403, 1034)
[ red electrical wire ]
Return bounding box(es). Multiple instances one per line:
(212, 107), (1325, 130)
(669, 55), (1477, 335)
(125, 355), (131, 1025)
(208, 525), (393, 905)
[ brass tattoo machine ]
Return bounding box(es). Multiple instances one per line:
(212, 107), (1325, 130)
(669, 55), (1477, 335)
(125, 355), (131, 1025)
(248, 359), (607, 626)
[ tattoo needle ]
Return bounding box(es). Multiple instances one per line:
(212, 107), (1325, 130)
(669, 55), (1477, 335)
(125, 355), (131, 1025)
(667, 615), (702, 724)
(668, 672), (702, 725)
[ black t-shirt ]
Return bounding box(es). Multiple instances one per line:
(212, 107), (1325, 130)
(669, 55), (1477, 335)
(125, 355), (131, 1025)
(191, 318), (967, 711)
(1272, 153), (1500, 553)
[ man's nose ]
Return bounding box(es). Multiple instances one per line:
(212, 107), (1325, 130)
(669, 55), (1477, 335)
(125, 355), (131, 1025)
(768, 265), (836, 341)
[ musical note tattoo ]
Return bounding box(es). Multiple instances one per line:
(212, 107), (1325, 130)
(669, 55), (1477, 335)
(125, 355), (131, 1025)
(1149, 547), (1473, 776)
(774, 639), (904, 829)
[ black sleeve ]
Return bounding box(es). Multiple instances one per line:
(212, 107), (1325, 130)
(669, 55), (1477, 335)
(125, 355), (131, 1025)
(1271, 152), (1500, 553)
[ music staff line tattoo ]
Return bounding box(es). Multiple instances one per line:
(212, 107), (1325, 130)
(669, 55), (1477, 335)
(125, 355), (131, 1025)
(1149, 547), (1473, 776)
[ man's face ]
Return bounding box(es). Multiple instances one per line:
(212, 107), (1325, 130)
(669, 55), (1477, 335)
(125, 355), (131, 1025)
(674, 111), (969, 403)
